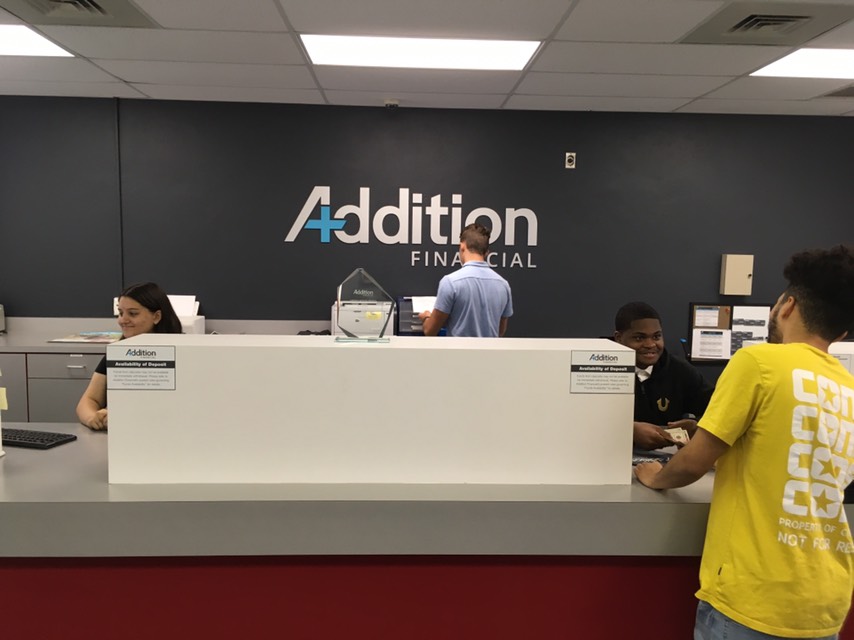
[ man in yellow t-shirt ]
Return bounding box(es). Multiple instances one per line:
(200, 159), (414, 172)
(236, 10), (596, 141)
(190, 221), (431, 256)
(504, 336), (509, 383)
(636, 244), (854, 639)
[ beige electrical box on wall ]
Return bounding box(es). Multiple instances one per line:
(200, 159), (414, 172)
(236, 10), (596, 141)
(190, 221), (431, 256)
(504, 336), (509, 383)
(720, 254), (754, 295)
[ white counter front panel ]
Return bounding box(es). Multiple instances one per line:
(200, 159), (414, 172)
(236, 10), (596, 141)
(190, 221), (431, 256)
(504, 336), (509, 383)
(107, 336), (635, 485)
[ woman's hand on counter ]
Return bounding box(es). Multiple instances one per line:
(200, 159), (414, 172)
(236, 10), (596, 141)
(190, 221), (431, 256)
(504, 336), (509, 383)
(86, 408), (108, 431)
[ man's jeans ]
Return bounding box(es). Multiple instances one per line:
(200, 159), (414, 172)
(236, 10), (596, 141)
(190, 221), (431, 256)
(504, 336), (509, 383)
(694, 600), (839, 640)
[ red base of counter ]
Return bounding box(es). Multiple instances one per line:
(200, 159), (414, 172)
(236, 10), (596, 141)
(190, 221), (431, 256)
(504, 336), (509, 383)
(0, 556), (850, 640)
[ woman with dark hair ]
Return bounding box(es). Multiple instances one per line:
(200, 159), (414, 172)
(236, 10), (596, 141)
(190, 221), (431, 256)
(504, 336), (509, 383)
(76, 282), (182, 430)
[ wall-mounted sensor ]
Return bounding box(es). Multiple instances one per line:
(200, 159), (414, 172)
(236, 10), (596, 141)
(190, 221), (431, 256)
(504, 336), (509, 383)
(565, 152), (576, 169)
(384, 99), (400, 109)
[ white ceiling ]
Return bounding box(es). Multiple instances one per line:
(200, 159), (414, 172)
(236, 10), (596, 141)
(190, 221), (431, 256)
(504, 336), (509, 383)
(1, 0), (854, 115)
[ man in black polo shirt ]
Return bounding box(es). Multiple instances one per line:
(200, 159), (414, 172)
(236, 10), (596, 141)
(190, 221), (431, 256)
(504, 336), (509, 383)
(614, 302), (714, 450)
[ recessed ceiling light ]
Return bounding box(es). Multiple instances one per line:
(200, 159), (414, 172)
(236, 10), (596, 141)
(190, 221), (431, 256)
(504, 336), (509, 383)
(0, 25), (72, 57)
(301, 35), (539, 71)
(752, 48), (854, 80)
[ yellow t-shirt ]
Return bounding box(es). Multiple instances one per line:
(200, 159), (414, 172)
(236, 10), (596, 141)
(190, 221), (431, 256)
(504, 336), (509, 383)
(696, 343), (854, 637)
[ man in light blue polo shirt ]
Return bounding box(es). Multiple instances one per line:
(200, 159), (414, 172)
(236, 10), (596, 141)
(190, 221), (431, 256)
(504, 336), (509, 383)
(418, 223), (513, 337)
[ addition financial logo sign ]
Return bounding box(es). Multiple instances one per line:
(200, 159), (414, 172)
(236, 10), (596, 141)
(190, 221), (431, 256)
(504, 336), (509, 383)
(285, 186), (538, 269)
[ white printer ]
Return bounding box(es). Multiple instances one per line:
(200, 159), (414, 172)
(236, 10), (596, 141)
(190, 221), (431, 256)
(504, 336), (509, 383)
(331, 301), (395, 338)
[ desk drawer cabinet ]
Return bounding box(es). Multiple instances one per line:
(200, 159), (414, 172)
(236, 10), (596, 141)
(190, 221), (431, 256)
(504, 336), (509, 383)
(0, 353), (29, 422)
(27, 353), (103, 422)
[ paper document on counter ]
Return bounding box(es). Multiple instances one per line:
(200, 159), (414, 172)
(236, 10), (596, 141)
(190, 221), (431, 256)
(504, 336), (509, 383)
(410, 296), (436, 314)
(0, 387), (5, 458)
(49, 331), (122, 343)
(167, 295), (198, 316)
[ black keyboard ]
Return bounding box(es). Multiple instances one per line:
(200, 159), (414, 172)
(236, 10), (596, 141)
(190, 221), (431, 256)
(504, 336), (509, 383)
(2, 428), (77, 450)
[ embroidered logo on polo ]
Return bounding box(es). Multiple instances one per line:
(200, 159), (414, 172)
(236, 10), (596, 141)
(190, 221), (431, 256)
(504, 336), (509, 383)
(657, 397), (670, 412)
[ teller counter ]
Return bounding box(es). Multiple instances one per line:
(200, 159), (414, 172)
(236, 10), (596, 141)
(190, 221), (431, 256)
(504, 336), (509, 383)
(0, 422), (714, 558)
(3, 422), (854, 640)
(6, 333), (854, 639)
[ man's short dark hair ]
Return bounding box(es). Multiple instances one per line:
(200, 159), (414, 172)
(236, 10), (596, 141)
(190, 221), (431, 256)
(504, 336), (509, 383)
(615, 302), (661, 332)
(784, 244), (854, 341)
(460, 223), (490, 256)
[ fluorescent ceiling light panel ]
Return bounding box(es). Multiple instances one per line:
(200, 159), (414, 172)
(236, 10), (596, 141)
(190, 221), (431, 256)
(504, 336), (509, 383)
(0, 25), (72, 57)
(302, 35), (539, 71)
(752, 48), (854, 80)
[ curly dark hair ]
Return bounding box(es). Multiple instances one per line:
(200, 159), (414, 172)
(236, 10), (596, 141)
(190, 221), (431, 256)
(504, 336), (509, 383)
(783, 244), (854, 341)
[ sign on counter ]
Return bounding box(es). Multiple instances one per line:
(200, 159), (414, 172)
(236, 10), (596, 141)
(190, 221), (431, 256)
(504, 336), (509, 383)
(570, 350), (634, 394)
(106, 345), (176, 390)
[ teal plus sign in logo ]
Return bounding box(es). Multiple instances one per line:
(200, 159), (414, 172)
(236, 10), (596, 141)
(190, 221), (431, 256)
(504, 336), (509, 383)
(303, 204), (346, 243)
(285, 186), (350, 244)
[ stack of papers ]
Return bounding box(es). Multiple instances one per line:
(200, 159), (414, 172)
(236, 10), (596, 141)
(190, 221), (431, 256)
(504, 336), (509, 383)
(1, 366), (7, 457)
(49, 331), (122, 343)
(113, 294), (200, 316)
(168, 295), (199, 316)
(410, 296), (436, 314)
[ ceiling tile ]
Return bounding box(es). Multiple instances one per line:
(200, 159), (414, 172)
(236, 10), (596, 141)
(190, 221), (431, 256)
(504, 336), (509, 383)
(807, 97), (854, 114)
(517, 71), (730, 97)
(0, 6), (21, 23)
(805, 15), (854, 48)
(94, 60), (315, 88)
(505, 94), (691, 111)
(315, 67), (521, 94)
(0, 81), (144, 98)
(325, 90), (506, 109)
(533, 42), (792, 75)
(277, 0), (571, 39)
(678, 97), (854, 116)
(133, 84), (323, 103)
(39, 26), (303, 64)
(704, 76), (854, 100)
(557, 0), (726, 43)
(0, 57), (119, 82)
(133, 0), (289, 32)
(0, 0), (851, 113)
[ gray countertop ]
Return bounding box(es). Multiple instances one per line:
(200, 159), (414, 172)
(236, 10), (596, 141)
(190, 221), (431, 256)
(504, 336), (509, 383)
(0, 422), (723, 558)
(0, 318), (117, 354)
(4, 321), (850, 559)
(0, 317), (333, 354)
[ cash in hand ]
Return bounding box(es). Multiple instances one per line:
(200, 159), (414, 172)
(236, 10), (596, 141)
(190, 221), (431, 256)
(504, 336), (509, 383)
(664, 427), (689, 444)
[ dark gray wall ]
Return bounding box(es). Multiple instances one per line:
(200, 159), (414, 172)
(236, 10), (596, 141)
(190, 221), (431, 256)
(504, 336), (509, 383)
(1, 96), (852, 357)
(0, 97), (122, 315)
